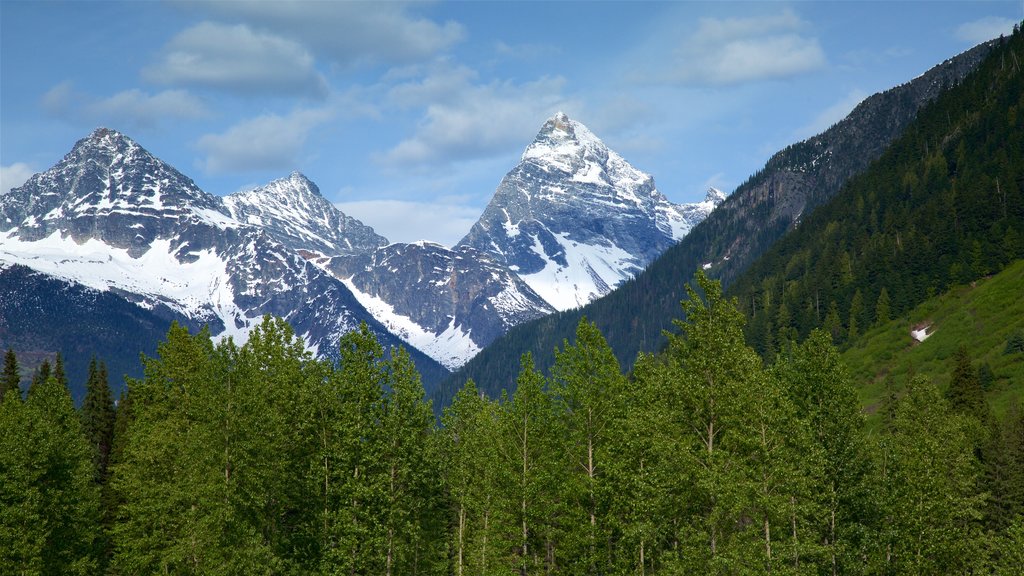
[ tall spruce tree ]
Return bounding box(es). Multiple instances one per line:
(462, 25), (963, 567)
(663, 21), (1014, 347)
(2, 348), (20, 402)
(0, 373), (101, 574)
(80, 358), (116, 484)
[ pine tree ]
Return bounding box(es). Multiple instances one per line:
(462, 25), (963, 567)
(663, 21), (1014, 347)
(0, 372), (101, 574)
(28, 359), (51, 398)
(53, 352), (68, 389)
(946, 345), (987, 423)
(874, 287), (891, 326)
(848, 290), (864, 341)
(1, 348), (19, 402)
(80, 358), (116, 483)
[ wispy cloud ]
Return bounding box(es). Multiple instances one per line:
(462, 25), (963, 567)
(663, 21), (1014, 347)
(335, 199), (480, 246)
(41, 81), (208, 129)
(196, 107), (334, 174)
(195, 1), (464, 67)
(663, 9), (825, 86)
(144, 22), (328, 98)
(954, 16), (1017, 44)
(1, 163), (36, 194)
(381, 65), (574, 167)
(794, 89), (868, 140)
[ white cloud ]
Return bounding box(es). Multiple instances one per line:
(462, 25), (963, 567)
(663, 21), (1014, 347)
(794, 89), (868, 140)
(41, 82), (207, 129)
(955, 16), (1017, 44)
(196, 108), (334, 174)
(382, 68), (574, 167)
(335, 199), (480, 246)
(665, 9), (825, 86)
(1, 163), (36, 194)
(144, 22), (328, 97)
(196, 2), (464, 67)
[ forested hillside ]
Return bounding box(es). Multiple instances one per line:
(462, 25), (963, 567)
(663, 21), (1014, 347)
(839, 259), (1024, 425)
(730, 29), (1024, 357)
(2, 275), (1022, 574)
(438, 35), (998, 406)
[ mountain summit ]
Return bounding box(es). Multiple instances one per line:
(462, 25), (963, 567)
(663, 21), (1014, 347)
(458, 113), (721, 310)
(224, 172), (387, 257)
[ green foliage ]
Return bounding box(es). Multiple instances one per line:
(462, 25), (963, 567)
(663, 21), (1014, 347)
(7, 266), (1024, 573)
(840, 259), (1024, 428)
(874, 377), (987, 574)
(1006, 330), (1024, 354)
(0, 373), (101, 575)
(2, 347), (20, 402)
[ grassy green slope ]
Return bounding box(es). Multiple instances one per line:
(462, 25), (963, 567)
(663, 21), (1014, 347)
(842, 258), (1024, 427)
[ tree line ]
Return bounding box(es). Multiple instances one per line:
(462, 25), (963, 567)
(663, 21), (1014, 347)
(1, 272), (1023, 575)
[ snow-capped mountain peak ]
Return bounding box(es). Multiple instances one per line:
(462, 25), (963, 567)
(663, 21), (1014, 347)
(458, 114), (720, 311)
(705, 186), (727, 204)
(224, 172), (387, 257)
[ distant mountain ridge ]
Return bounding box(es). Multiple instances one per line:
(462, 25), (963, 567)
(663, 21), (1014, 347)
(0, 113), (720, 392)
(0, 129), (450, 397)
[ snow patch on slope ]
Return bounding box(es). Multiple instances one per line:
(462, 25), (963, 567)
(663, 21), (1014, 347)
(0, 230), (253, 344)
(339, 278), (480, 370)
(520, 232), (636, 311)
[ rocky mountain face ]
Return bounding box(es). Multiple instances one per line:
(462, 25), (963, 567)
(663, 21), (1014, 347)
(223, 172), (387, 257)
(325, 242), (554, 370)
(697, 40), (996, 286)
(0, 129), (450, 390)
(316, 114), (718, 367)
(458, 112), (723, 310)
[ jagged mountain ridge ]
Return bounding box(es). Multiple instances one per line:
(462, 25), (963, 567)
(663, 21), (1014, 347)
(325, 242), (555, 370)
(458, 112), (724, 311)
(0, 129), (450, 390)
(224, 172), (388, 258)
(311, 113), (717, 369)
(438, 39), (998, 406)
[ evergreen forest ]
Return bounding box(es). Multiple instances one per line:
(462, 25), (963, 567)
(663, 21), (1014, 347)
(2, 272), (1023, 575)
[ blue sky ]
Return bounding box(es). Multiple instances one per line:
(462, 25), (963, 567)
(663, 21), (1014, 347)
(1, 1), (1020, 246)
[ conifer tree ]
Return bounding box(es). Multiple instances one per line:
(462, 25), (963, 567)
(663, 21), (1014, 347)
(53, 352), (68, 389)
(28, 359), (51, 398)
(946, 345), (987, 423)
(1, 347), (19, 402)
(80, 358), (116, 483)
(0, 372), (101, 574)
(874, 287), (891, 326)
